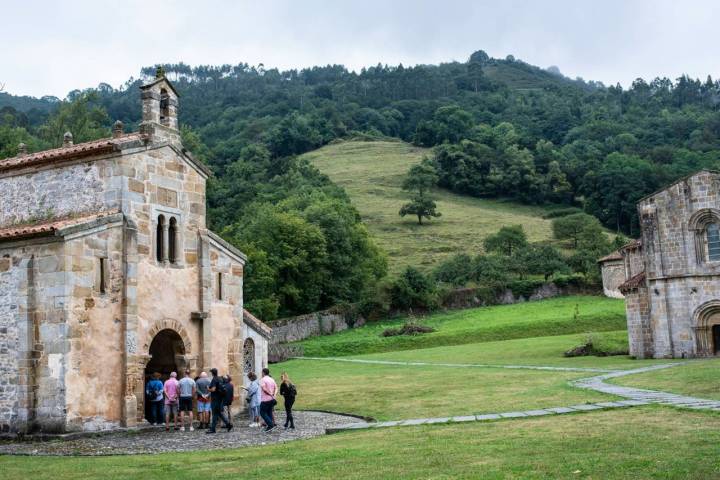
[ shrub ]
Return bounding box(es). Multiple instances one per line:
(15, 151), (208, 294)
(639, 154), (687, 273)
(382, 322), (436, 337)
(552, 273), (587, 289)
(433, 253), (475, 286)
(390, 266), (438, 310)
(542, 207), (584, 219)
(564, 331), (629, 357)
(508, 279), (544, 298)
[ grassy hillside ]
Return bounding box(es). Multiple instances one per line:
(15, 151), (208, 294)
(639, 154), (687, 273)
(301, 139), (555, 275)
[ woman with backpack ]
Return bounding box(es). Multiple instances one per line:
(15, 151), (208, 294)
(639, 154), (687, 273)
(279, 372), (297, 430)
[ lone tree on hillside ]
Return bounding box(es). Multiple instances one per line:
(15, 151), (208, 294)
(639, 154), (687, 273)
(399, 157), (442, 225)
(552, 213), (601, 248)
(483, 225), (528, 256)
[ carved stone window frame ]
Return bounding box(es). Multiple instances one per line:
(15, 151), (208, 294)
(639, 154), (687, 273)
(689, 208), (720, 264)
(152, 205), (184, 268)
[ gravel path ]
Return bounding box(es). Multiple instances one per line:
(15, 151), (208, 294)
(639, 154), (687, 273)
(0, 411), (366, 456)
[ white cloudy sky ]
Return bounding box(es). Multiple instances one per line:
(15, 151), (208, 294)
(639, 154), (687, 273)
(2, 0), (719, 98)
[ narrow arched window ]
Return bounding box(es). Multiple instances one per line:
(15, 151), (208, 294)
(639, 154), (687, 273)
(160, 88), (170, 125)
(707, 223), (720, 261)
(156, 215), (165, 262)
(168, 217), (178, 264)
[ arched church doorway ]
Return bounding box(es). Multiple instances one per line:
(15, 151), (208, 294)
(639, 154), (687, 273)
(713, 325), (720, 355)
(144, 329), (186, 421)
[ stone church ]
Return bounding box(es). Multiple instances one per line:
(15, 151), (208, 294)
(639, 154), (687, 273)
(0, 73), (270, 434)
(609, 170), (720, 359)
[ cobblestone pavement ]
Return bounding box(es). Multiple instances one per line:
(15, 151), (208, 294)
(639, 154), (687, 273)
(0, 411), (366, 456)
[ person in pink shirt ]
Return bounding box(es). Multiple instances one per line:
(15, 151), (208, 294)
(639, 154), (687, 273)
(259, 368), (278, 432)
(163, 371), (180, 431)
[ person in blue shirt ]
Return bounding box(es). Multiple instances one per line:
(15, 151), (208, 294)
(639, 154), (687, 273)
(145, 372), (165, 425)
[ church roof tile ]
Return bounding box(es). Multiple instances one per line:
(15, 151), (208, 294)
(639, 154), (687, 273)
(0, 133), (146, 173)
(0, 210), (122, 241)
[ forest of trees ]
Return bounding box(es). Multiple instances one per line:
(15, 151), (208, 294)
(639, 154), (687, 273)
(3, 50), (720, 317)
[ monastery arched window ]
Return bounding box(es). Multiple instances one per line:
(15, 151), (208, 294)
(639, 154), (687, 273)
(156, 215), (165, 262)
(168, 217), (178, 264)
(707, 223), (720, 261)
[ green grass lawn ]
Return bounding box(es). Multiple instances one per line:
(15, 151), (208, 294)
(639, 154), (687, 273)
(298, 296), (627, 357)
(353, 330), (664, 370)
(301, 139), (556, 275)
(4, 408), (719, 480)
(612, 358), (720, 399)
(280, 357), (611, 420)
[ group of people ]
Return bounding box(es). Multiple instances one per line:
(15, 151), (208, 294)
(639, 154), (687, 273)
(145, 367), (296, 434)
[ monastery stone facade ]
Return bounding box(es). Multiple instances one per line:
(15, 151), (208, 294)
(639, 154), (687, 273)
(613, 170), (720, 359)
(0, 74), (270, 434)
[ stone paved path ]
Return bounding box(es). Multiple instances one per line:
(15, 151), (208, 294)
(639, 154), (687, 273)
(320, 359), (720, 432)
(0, 411), (366, 456)
(572, 363), (720, 410)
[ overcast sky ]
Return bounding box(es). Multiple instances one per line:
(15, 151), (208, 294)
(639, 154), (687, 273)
(2, 0), (719, 98)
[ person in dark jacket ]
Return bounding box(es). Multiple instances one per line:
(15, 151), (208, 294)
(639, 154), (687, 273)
(206, 368), (233, 433)
(279, 372), (296, 430)
(223, 375), (235, 421)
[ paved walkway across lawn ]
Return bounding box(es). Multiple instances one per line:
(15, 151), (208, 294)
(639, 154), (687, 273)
(302, 358), (720, 432)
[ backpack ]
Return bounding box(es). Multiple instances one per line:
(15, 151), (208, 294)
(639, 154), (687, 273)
(216, 379), (227, 395)
(289, 383), (297, 397)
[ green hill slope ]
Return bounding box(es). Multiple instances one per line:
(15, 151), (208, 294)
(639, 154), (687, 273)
(301, 139), (556, 275)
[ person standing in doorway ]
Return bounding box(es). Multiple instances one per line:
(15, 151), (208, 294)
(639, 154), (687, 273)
(244, 372), (261, 427)
(223, 375), (235, 421)
(206, 368), (233, 433)
(259, 368), (278, 432)
(279, 372), (297, 430)
(146, 372), (164, 426)
(164, 371), (181, 431)
(178, 370), (196, 432)
(195, 372), (211, 429)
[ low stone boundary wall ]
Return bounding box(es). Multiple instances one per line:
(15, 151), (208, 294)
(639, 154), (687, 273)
(270, 308), (366, 344)
(268, 343), (304, 363)
(268, 282), (600, 360)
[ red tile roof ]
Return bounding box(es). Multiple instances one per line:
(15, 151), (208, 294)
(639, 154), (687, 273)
(618, 271), (646, 293)
(620, 239), (642, 252)
(0, 133), (146, 173)
(0, 211), (121, 241)
(597, 250), (623, 263)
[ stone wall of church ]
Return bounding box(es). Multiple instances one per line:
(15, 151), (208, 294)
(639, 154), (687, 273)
(0, 254), (22, 432)
(63, 226), (125, 431)
(0, 240), (71, 433)
(0, 160), (119, 228)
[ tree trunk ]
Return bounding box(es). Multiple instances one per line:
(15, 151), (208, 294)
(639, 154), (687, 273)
(417, 214), (423, 225)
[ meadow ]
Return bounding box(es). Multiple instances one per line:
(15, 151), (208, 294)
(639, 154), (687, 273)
(301, 139), (556, 275)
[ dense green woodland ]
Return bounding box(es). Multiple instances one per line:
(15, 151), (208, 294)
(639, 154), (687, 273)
(2, 50), (720, 318)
